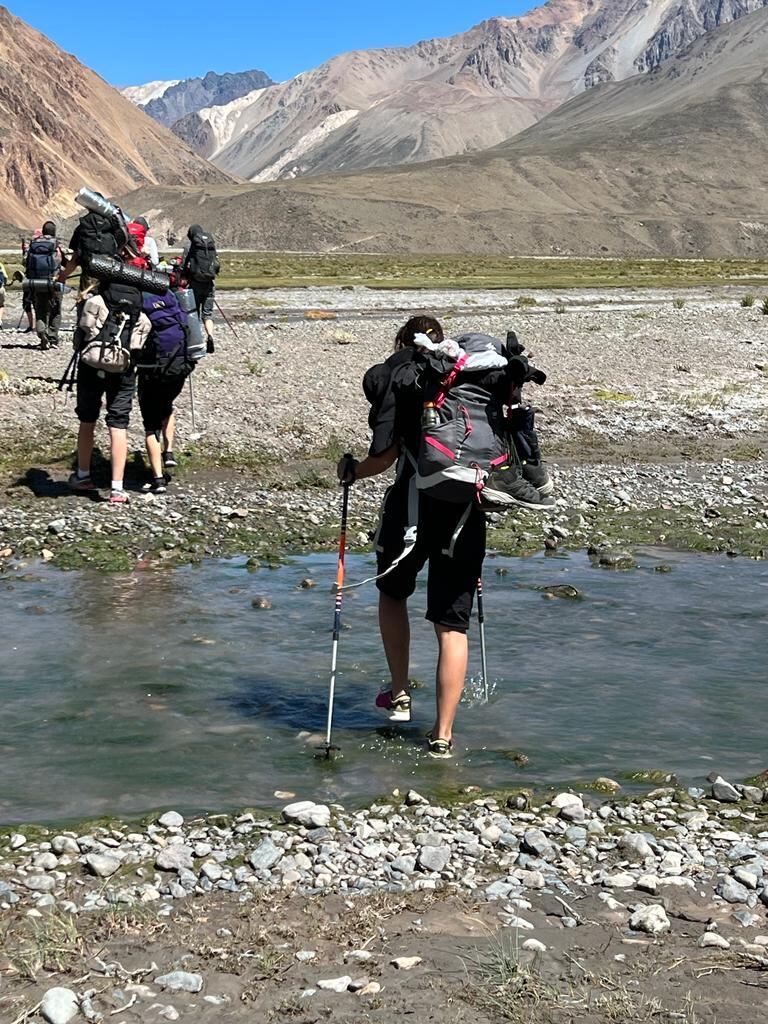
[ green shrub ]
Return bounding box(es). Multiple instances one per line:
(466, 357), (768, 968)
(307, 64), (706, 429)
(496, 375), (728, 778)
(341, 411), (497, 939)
(741, 294), (755, 308)
(762, 298), (768, 316)
(554, 301), (567, 314)
(673, 297), (685, 309)
(515, 295), (537, 309)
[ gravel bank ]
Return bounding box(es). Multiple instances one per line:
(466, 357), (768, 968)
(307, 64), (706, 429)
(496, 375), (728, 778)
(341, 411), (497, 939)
(2, 778), (768, 1022)
(0, 288), (767, 569)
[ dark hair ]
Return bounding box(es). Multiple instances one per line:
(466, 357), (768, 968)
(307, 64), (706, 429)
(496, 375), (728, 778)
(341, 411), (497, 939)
(42, 221), (56, 236)
(394, 315), (443, 351)
(134, 216), (149, 230)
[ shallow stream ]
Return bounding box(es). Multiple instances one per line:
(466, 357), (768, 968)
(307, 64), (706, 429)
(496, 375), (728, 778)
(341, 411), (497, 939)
(2, 549), (766, 825)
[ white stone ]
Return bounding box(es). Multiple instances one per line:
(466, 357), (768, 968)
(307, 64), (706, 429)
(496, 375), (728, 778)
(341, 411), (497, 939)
(40, 987), (79, 1024)
(158, 811), (184, 829)
(86, 853), (121, 878)
(699, 932), (730, 950)
(630, 905), (671, 936)
(522, 938), (547, 953)
(155, 971), (204, 993)
(391, 956), (423, 970)
(317, 975), (352, 992)
(10, 833), (27, 850)
(551, 793), (583, 811)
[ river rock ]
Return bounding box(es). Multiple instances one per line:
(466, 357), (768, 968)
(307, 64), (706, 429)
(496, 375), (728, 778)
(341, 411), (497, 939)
(317, 975), (352, 992)
(51, 836), (79, 855)
(158, 811), (184, 829)
(551, 792), (582, 811)
(391, 956), (423, 970)
(699, 932), (730, 950)
(23, 874), (56, 892)
(522, 939), (547, 953)
(40, 986), (79, 1024)
(629, 905), (671, 936)
(86, 853), (121, 878)
(717, 878), (750, 904)
(155, 971), (204, 993)
(249, 838), (283, 871)
(619, 833), (654, 860)
(10, 833), (27, 850)
(282, 801), (331, 828)
(155, 845), (194, 872)
(418, 846), (450, 873)
(711, 777), (740, 803)
(522, 829), (555, 860)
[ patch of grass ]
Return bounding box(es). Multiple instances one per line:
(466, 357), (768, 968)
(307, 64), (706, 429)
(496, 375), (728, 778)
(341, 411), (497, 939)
(10, 912), (84, 981)
(593, 388), (635, 402)
(762, 297), (768, 315)
(673, 297), (686, 309)
(515, 295), (538, 308)
(554, 300), (567, 314)
(741, 294), (755, 307)
(215, 253), (768, 291)
(463, 930), (555, 1022)
(245, 359), (264, 376)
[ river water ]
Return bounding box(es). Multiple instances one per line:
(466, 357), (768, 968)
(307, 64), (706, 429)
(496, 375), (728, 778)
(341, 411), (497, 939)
(2, 550), (765, 825)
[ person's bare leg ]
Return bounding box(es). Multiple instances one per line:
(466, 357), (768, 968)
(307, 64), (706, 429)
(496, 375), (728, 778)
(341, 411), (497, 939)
(379, 593), (410, 698)
(109, 427), (128, 486)
(431, 626), (468, 742)
(162, 411), (176, 454)
(204, 316), (214, 340)
(145, 431), (163, 479)
(77, 422), (96, 474)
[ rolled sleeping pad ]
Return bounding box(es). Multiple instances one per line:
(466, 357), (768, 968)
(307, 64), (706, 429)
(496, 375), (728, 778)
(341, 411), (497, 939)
(75, 187), (124, 220)
(87, 255), (169, 296)
(175, 287), (207, 361)
(22, 278), (72, 295)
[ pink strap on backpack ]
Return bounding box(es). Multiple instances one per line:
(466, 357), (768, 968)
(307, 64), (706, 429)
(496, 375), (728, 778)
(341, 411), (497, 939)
(434, 353), (468, 408)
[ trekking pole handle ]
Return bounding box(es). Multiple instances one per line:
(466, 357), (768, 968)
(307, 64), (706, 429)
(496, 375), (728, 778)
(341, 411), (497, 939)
(340, 452), (357, 486)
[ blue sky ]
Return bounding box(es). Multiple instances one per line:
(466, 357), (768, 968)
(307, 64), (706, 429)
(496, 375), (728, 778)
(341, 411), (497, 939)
(9, 1), (532, 85)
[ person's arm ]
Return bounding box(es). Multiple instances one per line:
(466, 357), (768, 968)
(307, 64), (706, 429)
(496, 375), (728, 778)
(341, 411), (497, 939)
(337, 444), (399, 484)
(145, 237), (159, 266)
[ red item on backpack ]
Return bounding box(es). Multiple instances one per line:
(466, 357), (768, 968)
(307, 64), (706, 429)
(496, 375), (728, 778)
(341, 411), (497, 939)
(125, 221), (149, 269)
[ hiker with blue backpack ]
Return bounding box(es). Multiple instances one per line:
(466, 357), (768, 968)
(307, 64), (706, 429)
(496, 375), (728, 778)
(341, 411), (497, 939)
(25, 222), (64, 349)
(338, 316), (553, 758)
(182, 225), (219, 353)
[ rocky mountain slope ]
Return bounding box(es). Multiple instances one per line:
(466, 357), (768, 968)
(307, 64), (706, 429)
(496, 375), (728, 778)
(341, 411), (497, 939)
(125, 69), (274, 127)
(0, 6), (231, 228)
(165, 0), (768, 182)
(121, 6), (768, 257)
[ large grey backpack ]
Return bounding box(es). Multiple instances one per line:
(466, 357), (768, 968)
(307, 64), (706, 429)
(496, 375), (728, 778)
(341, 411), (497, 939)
(415, 333), (509, 503)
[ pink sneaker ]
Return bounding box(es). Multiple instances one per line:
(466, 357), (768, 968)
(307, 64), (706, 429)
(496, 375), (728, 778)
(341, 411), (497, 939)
(375, 689), (412, 723)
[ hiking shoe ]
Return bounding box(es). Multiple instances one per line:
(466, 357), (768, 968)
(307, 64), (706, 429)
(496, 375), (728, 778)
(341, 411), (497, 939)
(68, 472), (97, 493)
(108, 490), (130, 505)
(483, 463), (555, 510)
(142, 477), (167, 494)
(22, 326), (34, 334)
(163, 451), (178, 468)
(427, 737), (454, 760)
(375, 689), (412, 723)
(522, 460), (554, 496)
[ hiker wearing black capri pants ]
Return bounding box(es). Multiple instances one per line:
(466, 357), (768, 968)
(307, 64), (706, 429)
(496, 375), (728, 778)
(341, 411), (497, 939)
(182, 225), (219, 351)
(25, 222), (64, 349)
(338, 316), (534, 758)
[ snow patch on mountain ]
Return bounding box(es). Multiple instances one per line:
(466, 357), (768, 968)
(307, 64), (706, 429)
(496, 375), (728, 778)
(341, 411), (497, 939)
(250, 110), (360, 182)
(198, 88), (274, 158)
(122, 80), (180, 105)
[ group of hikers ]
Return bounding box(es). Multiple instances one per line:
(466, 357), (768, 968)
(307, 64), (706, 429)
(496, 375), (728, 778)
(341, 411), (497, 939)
(8, 193), (221, 501)
(5, 188), (560, 759)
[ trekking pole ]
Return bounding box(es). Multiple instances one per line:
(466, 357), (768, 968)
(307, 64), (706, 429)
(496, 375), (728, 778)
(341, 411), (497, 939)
(213, 298), (239, 340)
(188, 375), (198, 433)
(477, 577), (489, 703)
(321, 455), (353, 760)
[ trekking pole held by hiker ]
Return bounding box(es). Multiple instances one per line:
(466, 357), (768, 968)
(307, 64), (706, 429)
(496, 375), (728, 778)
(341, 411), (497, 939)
(322, 454), (354, 759)
(477, 577), (489, 702)
(188, 374), (199, 437)
(214, 298), (239, 340)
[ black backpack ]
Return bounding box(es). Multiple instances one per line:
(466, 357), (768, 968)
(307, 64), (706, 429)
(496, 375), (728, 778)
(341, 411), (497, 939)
(186, 232), (219, 283)
(77, 211), (128, 268)
(26, 237), (59, 280)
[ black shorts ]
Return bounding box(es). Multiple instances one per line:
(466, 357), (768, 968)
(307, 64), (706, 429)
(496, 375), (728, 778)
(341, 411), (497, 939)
(138, 372), (188, 433)
(191, 282), (215, 319)
(75, 362), (136, 429)
(376, 483), (486, 632)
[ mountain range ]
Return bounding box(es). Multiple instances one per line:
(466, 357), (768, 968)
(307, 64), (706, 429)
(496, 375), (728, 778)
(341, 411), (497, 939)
(0, 5), (231, 228)
(118, 5), (768, 256)
(125, 0), (768, 183)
